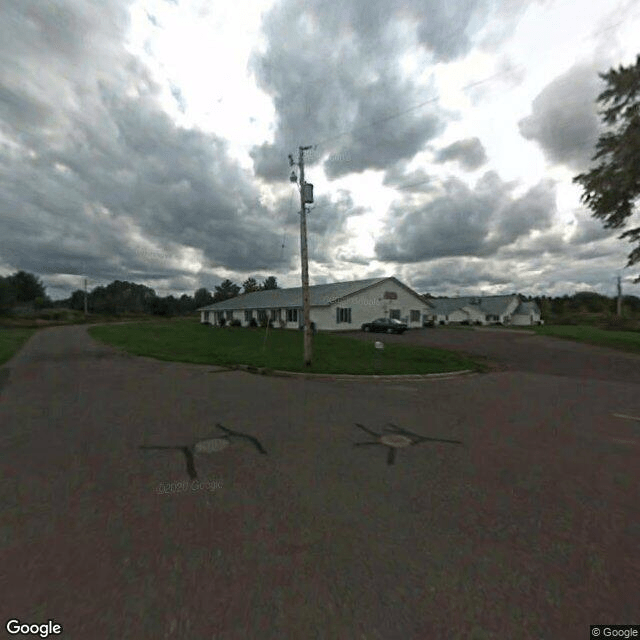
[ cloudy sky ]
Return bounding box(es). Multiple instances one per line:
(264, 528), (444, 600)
(1, 0), (639, 300)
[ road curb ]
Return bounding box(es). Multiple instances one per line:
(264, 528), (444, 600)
(232, 364), (476, 381)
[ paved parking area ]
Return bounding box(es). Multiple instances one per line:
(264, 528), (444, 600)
(1, 325), (639, 639)
(343, 326), (640, 384)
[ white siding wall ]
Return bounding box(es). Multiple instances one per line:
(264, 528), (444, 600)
(512, 309), (541, 325)
(460, 306), (487, 324)
(447, 308), (469, 323)
(312, 279), (429, 331)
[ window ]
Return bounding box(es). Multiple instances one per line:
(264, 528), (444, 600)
(336, 307), (352, 324)
(244, 310), (251, 322)
(257, 310), (267, 323)
(271, 309), (280, 320)
(390, 309), (401, 319)
(286, 308), (298, 322)
(226, 310), (233, 320)
(410, 310), (420, 322)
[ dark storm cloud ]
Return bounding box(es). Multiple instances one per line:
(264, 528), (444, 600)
(435, 137), (487, 170)
(518, 62), (606, 170)
(250, 0), (540, 182)
(375, 171), (556, 263)
(383, 162), (436, 193)
(409, 260), (513, 293)
(281, 190), (367, 266)
(569, 209), (618, 245)
(0, 0), (293, 298)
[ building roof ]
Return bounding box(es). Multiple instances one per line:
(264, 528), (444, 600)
(198, 277), (391, 311)
(513, 300), (540, 315)
(426, 294), (520, 316)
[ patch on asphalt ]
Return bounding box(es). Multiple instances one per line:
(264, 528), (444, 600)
(353, 422), (462, 465)
(139, 423), (267, 480)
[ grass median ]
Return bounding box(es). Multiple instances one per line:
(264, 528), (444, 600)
(0, 328), (36, 365)
(89, 320), (483, 375)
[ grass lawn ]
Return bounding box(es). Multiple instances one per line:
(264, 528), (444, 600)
(530, 324), (640, 354)
(0, 328), (36, 365)
(89, 320), (483, 375)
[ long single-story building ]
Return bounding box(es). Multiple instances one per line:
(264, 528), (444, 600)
(198, 277), (432, 331)
(425, 295), (542, 326)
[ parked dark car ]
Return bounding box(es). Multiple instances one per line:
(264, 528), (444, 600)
(361, 318), (408, 334)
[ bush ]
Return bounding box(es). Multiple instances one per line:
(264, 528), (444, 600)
(249, 318), (258, 327)
(554, 314), (580, 326)
(601, 315), (640, 332)
(230, 319), (241, 327)
(219, 316), (227, 327)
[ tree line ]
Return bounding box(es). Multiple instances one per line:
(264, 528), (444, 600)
(0, 271), (279, 317)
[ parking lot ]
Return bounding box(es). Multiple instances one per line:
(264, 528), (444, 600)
(1, 325), (639, 639)
(344, 325), (640, 384)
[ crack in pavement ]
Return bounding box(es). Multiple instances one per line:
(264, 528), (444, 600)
(353, 422), (462, 465)
(139, 423), (267, 480)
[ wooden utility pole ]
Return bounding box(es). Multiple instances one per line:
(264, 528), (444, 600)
(617, 275), (622, 316)
(84, 278), (88, 317)
(298, 145), (313, 367)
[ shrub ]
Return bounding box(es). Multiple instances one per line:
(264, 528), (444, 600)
(219, 316), (227, 327)
(554, 314), (580, 326)
(249, 318), (258, 327)
(602, 315), (640, 332)
(230, 319), (241, 327)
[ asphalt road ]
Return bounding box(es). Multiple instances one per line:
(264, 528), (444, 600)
(1, 326), (639, 639)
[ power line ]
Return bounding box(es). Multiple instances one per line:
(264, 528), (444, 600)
(303, 6), (640, 158)
(311, 70), (511, 151)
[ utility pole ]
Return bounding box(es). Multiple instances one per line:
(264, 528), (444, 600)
(289, 146), (313, 367)
(84, 278), (88, 317)
(617, 275), (622, 316)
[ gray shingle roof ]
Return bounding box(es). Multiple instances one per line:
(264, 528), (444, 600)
(514, 300), (540, 315)
(198, 277), (389, 311)
(425, 295), (520, 316)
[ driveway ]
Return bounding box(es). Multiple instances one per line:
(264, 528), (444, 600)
(1, 325), (638, 639)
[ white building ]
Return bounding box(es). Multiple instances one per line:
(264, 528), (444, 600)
(198, 277), (431, 331)
(425, 295), (542, 326)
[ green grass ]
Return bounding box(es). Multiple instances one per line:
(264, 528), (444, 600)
(0, 328), (36, 365)
(529, 324), (640, 353)
(89, 320), (483, 375)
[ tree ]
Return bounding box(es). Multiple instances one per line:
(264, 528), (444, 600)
(178, 294), (195, 314)
(194, 287), (214, 308)
(242, 277), (260, 294)
(261, 276), (278, 290)
(69, 290), (85, 311)
(9, 270), (46, 303)
(574, 55), (640, 282)
(0, 276), (17, 313)
(212, 280), (240, 302)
